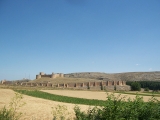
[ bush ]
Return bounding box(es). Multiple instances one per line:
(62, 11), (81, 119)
(131, 82), (141, 91)
(144, 87), (149, 91)
(74, 93), (160, 120)
(52, 105), (73, 120)
(0, 106), (12, 120)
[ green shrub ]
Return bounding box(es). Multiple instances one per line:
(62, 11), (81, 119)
(52, 105), (73, 120)
(0, 106), (12, 120)
(131, 82), (141, 91)
(74, 93), (160, 120)
(144, 87), (149, 91)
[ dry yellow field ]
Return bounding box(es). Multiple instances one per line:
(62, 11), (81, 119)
(1, 89), (160, 120)
(41, 90), (160, 102)
(0, 89), (90, 120)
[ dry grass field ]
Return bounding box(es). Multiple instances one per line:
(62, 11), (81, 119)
(41, 90), (160, 102)
(0, 89), (90, 120)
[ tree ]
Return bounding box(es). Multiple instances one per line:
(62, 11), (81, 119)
(131, 82), (141, 91)
(144, 87), (149, 91)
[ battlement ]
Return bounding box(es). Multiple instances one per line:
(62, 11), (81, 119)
(36, 72), (64, 79)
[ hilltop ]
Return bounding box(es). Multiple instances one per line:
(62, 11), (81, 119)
(64, 71), (160, 81)
(29, 71), (160, 83)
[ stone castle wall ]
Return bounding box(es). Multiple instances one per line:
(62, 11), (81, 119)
(18, 80), (130, 91)
(36, 72), (64, 79)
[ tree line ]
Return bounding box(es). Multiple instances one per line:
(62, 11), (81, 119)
(126, 81), (160, 91)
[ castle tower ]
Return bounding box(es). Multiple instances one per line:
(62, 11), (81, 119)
(59, 73), (64, 78)
(40, 72), (45, 75)
(51, 74), (56, 79)
(36, 75), (41, 79)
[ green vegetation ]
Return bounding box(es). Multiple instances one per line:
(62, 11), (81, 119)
(15, 90), (106, 106)
(0, 93), (25, 120)
(130, 82), (141, 91)
(126, 81), (160, 91)
(74, 93), (160, 120)
(144, 87), (149, 91)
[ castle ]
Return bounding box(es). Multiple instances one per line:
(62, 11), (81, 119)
(36, 72), (64, 79)
(33, 72), (131, 90)
(1, 72), (130, 91)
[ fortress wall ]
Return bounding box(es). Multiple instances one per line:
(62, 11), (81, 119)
(112, 81), (115, 85)
(90, 82), (94, 87)
(67, 83), (75, 87)
(105, 86), (115, 90)
(84, 82), (88, 86)
(108, 81), (111, 86)
(26, 83), (31, 86)
(36, 72), (64, 79)
(17, 80), (130, 90)
(41, 75), (52, 78)
(59, 84), (64, 87)
(76, 83), (82, 87)
(94, 82), (97, 86)
(52, 84), (57, 87)
(102, 81), (107, 86)
(59, 73), (64, 77)
(96, 82), (101, 86)
(80, 83), (84, 87)
(51, 74), (56, 78)
(116, 85), (131, 91)
(42, 83), (47, 86)
(90, 87), (101, 90)
(47, 83), (52, 87)
(122, 81), (126, 85)
(117, 81), (122, 85)
(40, 72), (45, 75)
(36, 75), (41, 79)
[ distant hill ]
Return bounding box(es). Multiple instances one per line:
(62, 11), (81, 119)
(64, 71), (160, 81)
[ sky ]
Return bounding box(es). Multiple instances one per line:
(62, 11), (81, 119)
(0, 0), (160, 80)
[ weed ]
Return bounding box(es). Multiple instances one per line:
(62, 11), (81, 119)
(52, 105), (73, 120)
(0, 93), (25, 120)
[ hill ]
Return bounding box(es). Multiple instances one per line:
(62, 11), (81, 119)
(30, 71), (160, 83)
(64, 71), (160, 81)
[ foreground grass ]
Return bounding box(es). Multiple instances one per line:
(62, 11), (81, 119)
(15, 90), (106, 106)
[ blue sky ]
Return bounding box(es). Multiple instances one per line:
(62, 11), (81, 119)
(0, 0), (160, 80)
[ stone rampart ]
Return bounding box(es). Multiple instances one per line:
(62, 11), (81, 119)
(15, 80), (130, 91)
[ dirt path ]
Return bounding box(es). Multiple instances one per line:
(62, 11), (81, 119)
(0, 89), (90, 120)
(41, 90), (160, 102)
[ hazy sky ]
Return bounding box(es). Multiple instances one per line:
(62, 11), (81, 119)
(0, 0), (160, 80)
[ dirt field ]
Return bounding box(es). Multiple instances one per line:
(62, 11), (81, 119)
(0, 89), (90, 120)
(41, 90), (160, 102)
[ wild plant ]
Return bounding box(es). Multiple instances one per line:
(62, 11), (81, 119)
(0, 93), (25, 120)
(51, 104), (73, 120)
